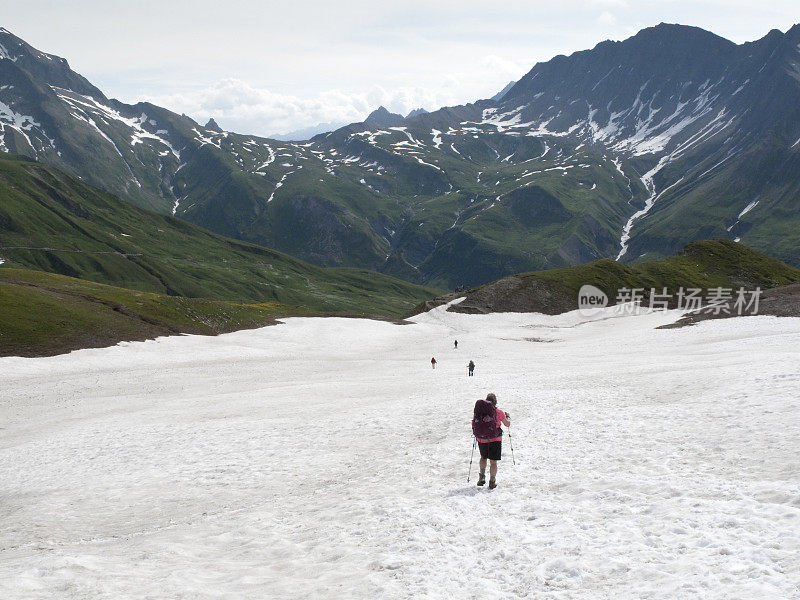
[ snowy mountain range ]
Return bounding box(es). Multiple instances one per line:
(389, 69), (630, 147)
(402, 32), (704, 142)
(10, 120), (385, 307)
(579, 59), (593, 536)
(1, 23), (799, 288)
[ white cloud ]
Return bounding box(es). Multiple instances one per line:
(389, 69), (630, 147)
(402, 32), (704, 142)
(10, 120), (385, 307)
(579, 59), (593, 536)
(479, 55), (530, 79)
(585, 0), (628, 7)
(142, 79), (473, 137)
(597, 11), (619, 26)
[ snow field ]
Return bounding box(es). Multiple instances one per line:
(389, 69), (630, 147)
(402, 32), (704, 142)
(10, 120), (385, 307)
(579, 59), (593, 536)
(1, 306), (799, 599)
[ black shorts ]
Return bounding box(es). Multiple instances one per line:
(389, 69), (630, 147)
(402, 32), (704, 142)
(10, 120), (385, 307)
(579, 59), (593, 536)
(478, 440), (502, 461)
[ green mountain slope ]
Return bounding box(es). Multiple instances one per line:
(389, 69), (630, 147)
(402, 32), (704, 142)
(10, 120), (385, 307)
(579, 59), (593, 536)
(0, 268), (304, 357)
(415, 240), (800, 315)
(0, 155), (439, 316)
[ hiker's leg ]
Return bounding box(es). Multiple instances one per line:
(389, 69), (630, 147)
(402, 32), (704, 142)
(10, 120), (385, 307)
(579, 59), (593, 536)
(479, 457), (487, 473)
(489, 459), (498, 479)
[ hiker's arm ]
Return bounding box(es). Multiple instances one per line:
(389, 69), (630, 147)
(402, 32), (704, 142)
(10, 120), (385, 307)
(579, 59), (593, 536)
(501, 415), (510, 427)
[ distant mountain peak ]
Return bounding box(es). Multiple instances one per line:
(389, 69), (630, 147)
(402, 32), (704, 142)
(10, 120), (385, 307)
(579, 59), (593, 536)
(365, 106), (405, 127)
(491, 81), (516, 102)
(406, 107), (428, 119)
(368, 106), (391, 117)
(205, 118), (222, 132)
(270, 120), (348, 141)
(630, 21), (734, 48)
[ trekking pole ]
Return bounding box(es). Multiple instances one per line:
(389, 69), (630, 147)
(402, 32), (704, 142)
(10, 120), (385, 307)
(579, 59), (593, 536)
(467, 438), (476, 482)
(507, 427), (516, 465)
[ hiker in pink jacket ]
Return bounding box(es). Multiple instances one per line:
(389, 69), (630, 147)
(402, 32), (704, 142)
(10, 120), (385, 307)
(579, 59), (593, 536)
(472, 393), (511, 489)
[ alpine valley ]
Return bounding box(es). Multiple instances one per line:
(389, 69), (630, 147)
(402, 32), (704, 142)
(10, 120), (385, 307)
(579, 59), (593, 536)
(1, 23), (799, 289)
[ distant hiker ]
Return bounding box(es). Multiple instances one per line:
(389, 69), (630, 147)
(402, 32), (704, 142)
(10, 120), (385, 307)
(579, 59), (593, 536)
(472, 393), (510, 489)
(454, 339), (458, 349)
(468, 360), (475, 377)
(431, 357), (437, 369)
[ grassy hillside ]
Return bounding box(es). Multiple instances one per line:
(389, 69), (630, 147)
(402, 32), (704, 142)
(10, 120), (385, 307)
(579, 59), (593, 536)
(536, 239), (800, 294)
(416, 240), (800, 315)
(0, 155), (439, 317)
(0, 268), (312, 357)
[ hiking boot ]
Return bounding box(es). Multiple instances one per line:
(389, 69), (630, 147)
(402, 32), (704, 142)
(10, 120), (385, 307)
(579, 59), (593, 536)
(477, 473), (486, 487)
(488, 479), (497, 489)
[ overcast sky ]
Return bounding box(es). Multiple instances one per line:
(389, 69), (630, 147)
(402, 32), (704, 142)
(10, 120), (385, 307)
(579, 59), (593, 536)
(5, 1), (800, 136)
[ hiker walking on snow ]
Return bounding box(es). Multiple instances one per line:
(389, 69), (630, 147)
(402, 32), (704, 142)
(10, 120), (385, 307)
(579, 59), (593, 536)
(468, 360), (475, 377)
(431, 357), (437, 369)
(472, 393), (510, 489)
(454, 339), (458, 349)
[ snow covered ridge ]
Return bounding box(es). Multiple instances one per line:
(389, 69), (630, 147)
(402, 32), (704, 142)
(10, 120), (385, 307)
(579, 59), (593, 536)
(54, 89), (183, 161)
(473, 79), (739, 159)
(1, 311), (799, 598)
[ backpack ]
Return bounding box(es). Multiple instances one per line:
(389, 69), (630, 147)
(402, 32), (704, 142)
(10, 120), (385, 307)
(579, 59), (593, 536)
(472, 399), (501, 440)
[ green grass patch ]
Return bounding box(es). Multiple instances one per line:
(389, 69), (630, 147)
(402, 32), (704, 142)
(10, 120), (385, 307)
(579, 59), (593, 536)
(0, 268), (311, 357)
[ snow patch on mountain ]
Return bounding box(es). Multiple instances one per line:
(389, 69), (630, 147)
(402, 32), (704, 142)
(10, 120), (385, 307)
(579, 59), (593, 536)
(254, 145), (276, 172)
(431, 129), (442, 149)
(267, 166), (302, 202)
(191, 127), (222, 150)
(611, 157), (626, 178)
(617, 157), (678, 260)
(473, 75), (740, 169)
(696, 148), (740, 180)
(0, 40), (17, 62)
(415, 157), (441, 171)
(726, 197), (761, 233)
(738, 199), (759, 219)
(0, 101), (40, 151)
(55, 89), (182, 162)
(731, 79), (750, 95)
